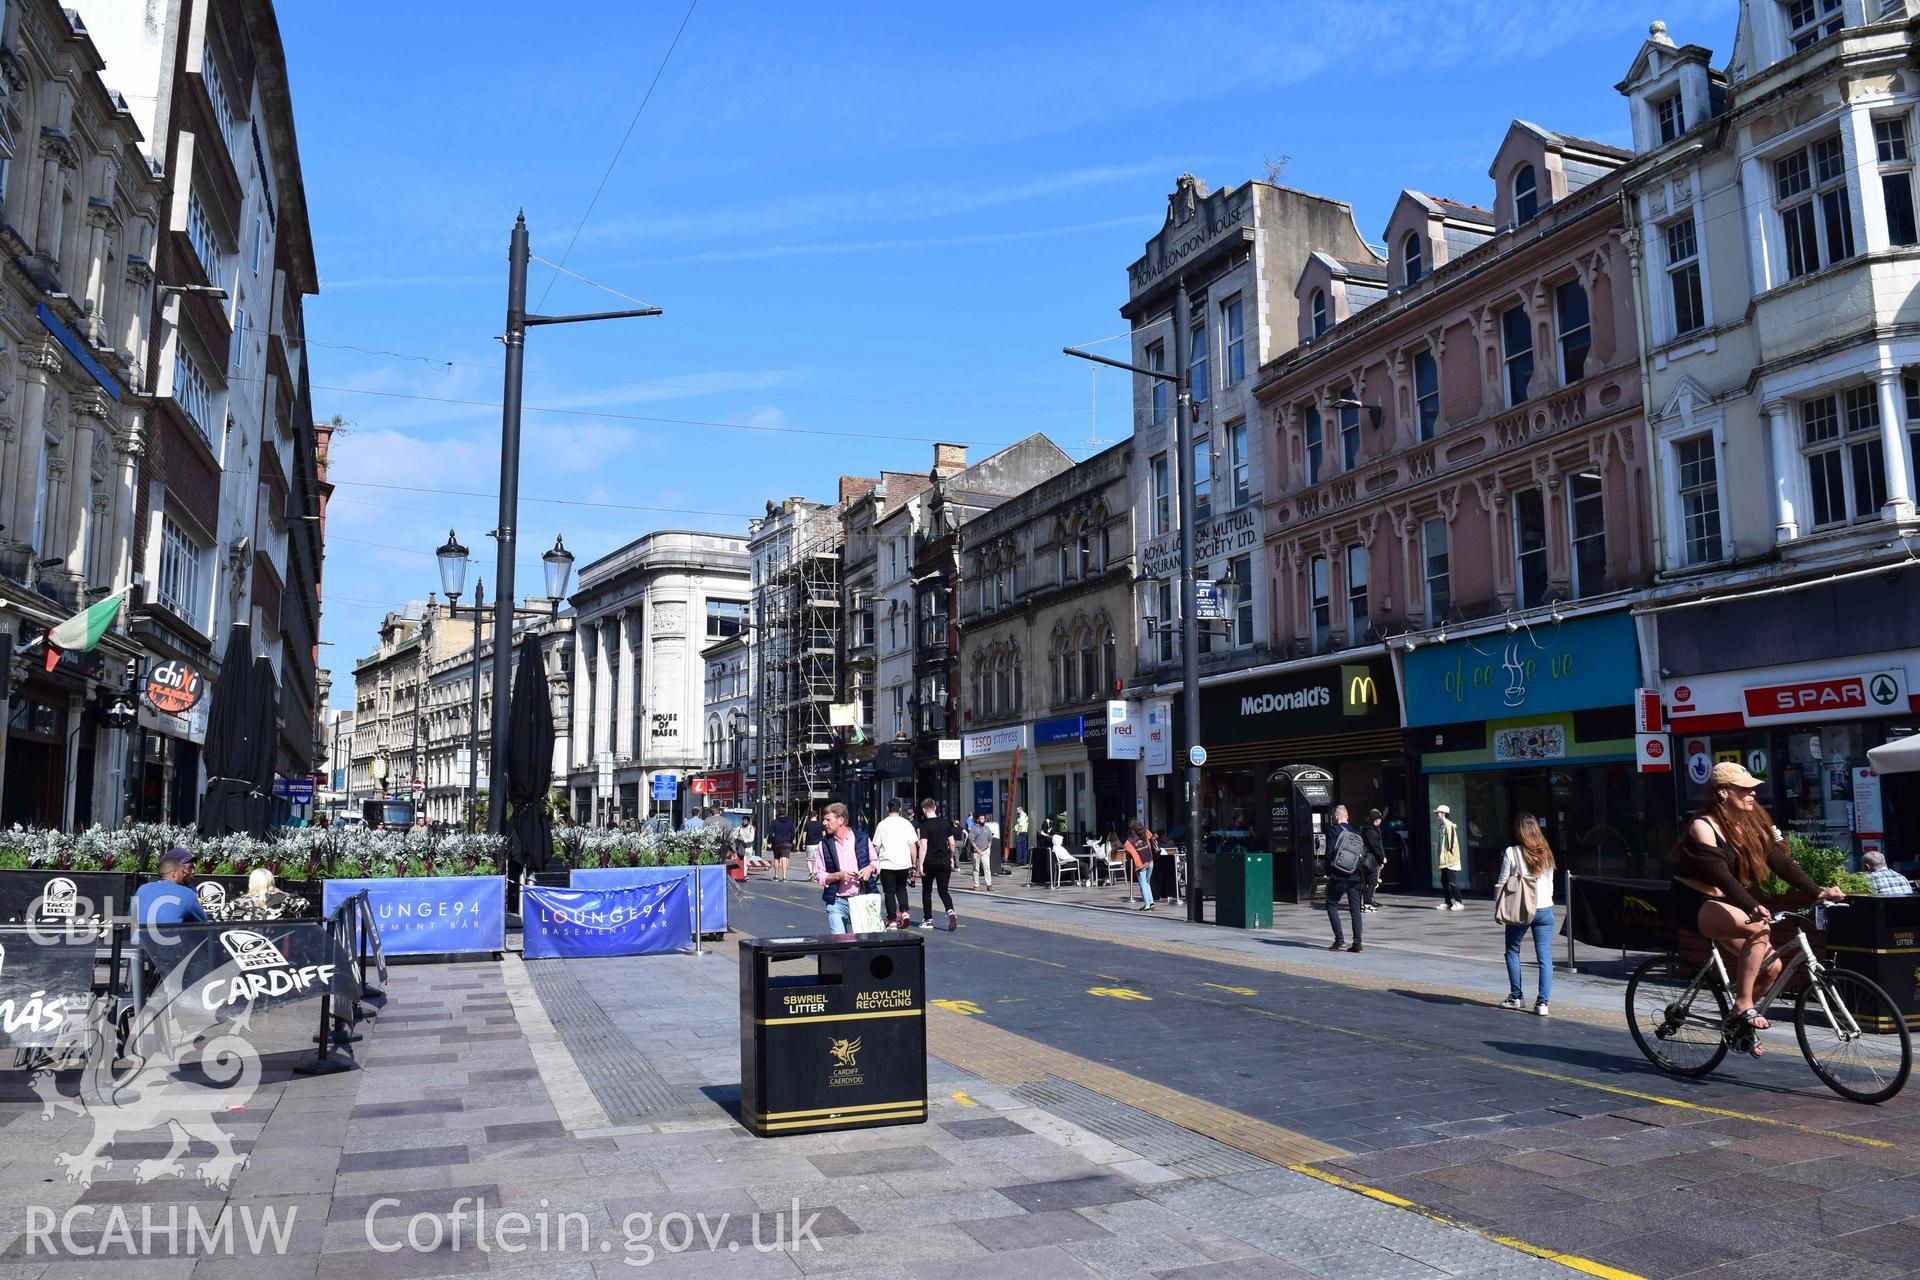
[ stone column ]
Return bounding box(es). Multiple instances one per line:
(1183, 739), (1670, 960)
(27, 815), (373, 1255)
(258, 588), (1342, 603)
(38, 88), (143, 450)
(617, 608), (638, 760)
(1739, 156), (1771, 293)
(1874, 369), (1916, 520)
(109, 428), (138, 591)
(1764, 401), (1799, 542)
(570, 629), (591, 773)
(10, 343), (58, 550)
(61, 695), (82, 830)
(593, 618), (614, 767)
(65, 395), (103, 579)
(84, 215), (109, 339)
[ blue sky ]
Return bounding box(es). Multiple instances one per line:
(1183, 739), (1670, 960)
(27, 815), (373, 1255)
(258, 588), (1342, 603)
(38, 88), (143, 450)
(288, 0), (1736, 690)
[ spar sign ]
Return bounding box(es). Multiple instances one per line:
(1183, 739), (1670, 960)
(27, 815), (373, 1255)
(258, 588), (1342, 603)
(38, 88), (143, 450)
(1742, 671), (1904, 725)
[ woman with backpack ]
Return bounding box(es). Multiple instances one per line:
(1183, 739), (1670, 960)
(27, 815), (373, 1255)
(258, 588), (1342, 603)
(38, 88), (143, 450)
(1495, 812), (1557, 1016)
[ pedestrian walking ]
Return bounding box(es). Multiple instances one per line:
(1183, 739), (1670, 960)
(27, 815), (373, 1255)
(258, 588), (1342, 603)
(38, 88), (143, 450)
(1324, 805), (1366, 952)
(1435, 804), (1463, 910)
(1361, 808), (1385, 911)
(735, 815), (756, 864)
(768, 810), (796, 881)
(1124, 821), (1154, 910)
(915, 797), (958, 930)
(873, 798), (919, 928)
(803, 807), (824, 851)
(1495, 812), (1558, 1016)
(965, 814), (994, 891)
(809, 802), (876, 933)
(1013, 806), (1030, 866)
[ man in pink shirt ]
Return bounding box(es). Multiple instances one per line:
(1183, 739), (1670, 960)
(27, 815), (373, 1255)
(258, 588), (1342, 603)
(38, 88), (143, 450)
(809, 802), (877, 933)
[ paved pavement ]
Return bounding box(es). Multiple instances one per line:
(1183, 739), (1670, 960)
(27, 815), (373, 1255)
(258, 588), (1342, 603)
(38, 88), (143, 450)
(0, 880), (1909, 1280)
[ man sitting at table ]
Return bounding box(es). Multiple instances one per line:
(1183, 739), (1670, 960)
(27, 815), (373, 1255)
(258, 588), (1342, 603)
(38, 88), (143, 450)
(1864, 851), (1914, 896)
(133, 848), (210, 926)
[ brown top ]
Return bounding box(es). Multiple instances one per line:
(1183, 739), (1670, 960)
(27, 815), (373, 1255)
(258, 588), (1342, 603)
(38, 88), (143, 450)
(1671, 823), (1820, 915)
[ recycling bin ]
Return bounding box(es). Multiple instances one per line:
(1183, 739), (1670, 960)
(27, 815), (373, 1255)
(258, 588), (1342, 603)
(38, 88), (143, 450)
(1215, 851), (1272, 930)
(740, 932), (926, 1137)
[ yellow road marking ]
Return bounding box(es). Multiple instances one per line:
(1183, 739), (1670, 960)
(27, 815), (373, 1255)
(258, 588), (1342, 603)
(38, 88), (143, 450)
(753, 1008), (923, 1026)
(933, 998), (983, 1015)
(950, 1090), (978, 1107)
(1201, 982), (1257, 996)
(1288, 1163), (1650, 1280)
(1088, 986), (1152, 1001)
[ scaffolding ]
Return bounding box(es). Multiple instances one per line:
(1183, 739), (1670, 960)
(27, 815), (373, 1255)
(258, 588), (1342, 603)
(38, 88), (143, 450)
(752, 499), (843, 817)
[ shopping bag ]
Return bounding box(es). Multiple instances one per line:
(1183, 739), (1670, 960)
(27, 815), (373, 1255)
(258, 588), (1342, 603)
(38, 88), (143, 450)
(848, 893), (887, 934)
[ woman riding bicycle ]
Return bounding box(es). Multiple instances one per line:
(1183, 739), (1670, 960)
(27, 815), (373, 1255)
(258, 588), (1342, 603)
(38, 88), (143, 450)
(1671, 760), (1844, 1052)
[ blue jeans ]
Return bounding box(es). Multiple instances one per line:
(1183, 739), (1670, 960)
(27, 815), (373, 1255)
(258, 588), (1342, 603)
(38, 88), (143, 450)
(1138, 867), (1154, 907)
(1505, 906), (1555, 1002)
(825, 896), (852, 934)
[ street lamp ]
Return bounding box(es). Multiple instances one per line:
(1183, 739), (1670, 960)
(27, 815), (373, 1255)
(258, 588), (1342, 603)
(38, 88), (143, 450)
(542, 536), (575, 602)
(1064, 278), (1205, 923)
(437, 530), (470, 600)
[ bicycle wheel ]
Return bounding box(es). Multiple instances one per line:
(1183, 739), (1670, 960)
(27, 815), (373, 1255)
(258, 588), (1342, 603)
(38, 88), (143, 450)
(1626, 954), (1730, 1076)
(1795, 969), (1912, 1104)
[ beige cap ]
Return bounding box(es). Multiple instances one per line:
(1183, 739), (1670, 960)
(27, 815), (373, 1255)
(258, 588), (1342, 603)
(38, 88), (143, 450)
(1433, 804), (1450, 815)
(1709, 760), (1762, 789)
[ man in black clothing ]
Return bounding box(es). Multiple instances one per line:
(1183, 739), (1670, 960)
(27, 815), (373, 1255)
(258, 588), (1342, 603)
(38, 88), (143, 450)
(767, 811), (797, 882)
(1323, 804), (1365, 952)
(803, 808), (824, 851)
(1361, 808), (1386, 912)
(915, 797), (958, 931)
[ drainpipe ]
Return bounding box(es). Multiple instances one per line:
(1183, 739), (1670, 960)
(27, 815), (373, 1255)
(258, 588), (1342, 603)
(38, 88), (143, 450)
(1618, 188), (1668, 577)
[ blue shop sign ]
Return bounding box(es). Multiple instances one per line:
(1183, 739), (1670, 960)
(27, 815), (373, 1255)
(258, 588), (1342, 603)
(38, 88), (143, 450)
(1403, 611), (1640, 727)
(1033, 715), (1084, 745)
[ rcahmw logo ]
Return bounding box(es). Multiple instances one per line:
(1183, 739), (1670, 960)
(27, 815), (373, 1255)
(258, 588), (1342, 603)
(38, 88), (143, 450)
(1241, 687), (1329, 716)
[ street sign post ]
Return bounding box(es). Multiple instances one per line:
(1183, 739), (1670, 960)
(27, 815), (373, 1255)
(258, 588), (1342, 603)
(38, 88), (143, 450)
(652, 773), (679, 801)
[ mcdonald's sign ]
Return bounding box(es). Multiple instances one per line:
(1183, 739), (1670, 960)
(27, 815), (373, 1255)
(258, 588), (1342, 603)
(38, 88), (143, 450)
(1341, 665), (1379, 717)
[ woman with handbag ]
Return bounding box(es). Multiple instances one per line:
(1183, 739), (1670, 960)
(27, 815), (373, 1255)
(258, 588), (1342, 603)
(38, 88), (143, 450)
(1494, 812), (1556, 1016)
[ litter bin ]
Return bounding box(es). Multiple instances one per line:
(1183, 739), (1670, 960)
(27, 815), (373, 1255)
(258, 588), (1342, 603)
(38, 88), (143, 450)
(740, 932), (926, 1137)
(1215, 851), (1272, 929)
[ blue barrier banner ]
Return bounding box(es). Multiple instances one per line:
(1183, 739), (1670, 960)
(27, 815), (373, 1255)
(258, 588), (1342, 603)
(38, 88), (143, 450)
(321, 876), (505, 956)
(521, 880), (690, 960)
(570, 865), (726, 935)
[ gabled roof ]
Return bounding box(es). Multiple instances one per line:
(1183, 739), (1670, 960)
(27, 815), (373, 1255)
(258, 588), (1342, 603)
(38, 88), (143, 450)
(1334, 258), (1389, 283)
(1428, 197), (1496, 225)
(1506, 118), (1633, 164)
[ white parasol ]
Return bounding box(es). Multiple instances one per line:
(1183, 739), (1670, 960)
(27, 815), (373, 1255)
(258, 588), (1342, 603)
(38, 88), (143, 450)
(1867, 732), (1920, 775)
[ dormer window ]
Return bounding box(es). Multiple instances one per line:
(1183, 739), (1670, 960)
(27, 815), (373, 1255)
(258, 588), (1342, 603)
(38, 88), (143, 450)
(1656, 93), (1686, 145)
(1402, 233), (1424, 286)
(1310, 288), (1328, 337)
(1784, 0), (1842, 52)
(1512, 165), (1539, 224)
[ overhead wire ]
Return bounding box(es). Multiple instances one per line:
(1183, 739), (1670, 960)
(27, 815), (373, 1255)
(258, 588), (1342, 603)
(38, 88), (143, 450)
(328, 479), (754, 520)
(531, 0), (702, 312)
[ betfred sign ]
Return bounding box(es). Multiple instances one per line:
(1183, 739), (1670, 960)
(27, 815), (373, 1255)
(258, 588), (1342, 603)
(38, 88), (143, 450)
(1741, 671), (1904, 726)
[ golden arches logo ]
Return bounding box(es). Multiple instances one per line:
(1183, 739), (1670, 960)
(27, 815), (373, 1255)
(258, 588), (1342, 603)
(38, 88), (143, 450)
(1341, 666), (1379, 715)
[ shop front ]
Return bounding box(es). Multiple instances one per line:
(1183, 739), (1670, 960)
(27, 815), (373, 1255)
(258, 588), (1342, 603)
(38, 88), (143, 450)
(1403, 610), (1673, 889)
(1658, 587), (1912, 867)
(958, 724), (1026, 833)
(1176, 655), (1406, 868)
(131, 652), (211, 827)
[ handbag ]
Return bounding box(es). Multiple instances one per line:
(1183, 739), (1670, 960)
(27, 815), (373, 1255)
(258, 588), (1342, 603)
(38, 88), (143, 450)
(1494, 847), (1539, 926)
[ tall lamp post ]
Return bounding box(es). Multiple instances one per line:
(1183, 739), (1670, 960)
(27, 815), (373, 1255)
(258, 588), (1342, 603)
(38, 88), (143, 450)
(437, 528), (575, 833)
(491, 213), (659, 834)
(1063, 279), (1211, 922)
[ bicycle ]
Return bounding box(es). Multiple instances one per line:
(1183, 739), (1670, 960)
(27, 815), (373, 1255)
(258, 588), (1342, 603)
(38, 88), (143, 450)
(1625, 902), (1912, 1103)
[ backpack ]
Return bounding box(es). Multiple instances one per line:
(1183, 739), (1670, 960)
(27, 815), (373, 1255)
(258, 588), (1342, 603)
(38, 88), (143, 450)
(1328, 827), (1365, 877)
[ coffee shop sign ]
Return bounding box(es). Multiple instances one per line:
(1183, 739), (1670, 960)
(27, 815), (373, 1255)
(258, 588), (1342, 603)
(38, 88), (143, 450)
(1142, 508), (1259, 580)
(1130, 194), (1251, 288)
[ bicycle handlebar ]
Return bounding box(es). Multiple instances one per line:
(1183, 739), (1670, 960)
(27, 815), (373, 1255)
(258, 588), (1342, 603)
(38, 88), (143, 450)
(1770, 901), (1850, 922)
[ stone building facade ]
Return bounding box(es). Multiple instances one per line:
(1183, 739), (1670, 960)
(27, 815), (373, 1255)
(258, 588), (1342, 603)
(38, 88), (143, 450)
(957, 439), (1135, 842)
(424, 611), (570, 828)
(566, 531), (748, 826)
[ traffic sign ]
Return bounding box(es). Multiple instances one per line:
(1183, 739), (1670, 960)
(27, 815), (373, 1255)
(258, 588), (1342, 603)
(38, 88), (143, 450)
(652, 773), (679, 800)
(411, 778), (424, 795)
(1189, 745), (1208, 767)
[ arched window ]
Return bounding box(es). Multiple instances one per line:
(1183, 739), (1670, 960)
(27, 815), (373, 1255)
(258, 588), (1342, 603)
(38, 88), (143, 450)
(994, 652), (1010, 715)
(1051, 634), (1070, 705)
(973, 657), (988, 718)
(1011, 647), (1023, 710)
(1077, 629), (1097, 703)
(1310, 289), (1328, 337)
(1076, 523), (1095, 578)
(1100, 627), (1117, 695)
(1403, 232), (1424, 286)
(1513, 164), (1539, 223)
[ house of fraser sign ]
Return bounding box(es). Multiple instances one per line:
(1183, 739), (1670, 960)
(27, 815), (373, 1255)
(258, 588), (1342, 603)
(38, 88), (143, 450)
(1141, 508), (1260, 579)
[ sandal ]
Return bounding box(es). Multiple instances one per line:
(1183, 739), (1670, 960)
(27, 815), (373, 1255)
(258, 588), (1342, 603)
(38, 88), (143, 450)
(1727, 1007), (1769, 1056)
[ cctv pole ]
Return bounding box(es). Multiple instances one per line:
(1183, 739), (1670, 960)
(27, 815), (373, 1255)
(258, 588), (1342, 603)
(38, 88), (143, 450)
(1171, 280), (1204, 924)
(489, 213), (661, 833)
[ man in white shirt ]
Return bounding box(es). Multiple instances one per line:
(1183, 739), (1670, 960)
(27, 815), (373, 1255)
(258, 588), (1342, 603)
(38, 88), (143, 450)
(872, 798), (920, 929)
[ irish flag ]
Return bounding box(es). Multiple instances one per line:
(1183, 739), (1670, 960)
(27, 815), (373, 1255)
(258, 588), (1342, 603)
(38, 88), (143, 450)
(44, 589), (127, 671)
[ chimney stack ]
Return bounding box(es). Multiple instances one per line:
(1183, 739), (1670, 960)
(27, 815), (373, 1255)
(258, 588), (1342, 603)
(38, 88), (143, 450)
(932, 443), (967, 477)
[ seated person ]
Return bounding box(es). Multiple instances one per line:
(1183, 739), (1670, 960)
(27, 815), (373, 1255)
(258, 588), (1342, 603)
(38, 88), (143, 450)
(132, 848), (209, 926)
(1864, 851), (1914, 897)
(215, 867), (307, 921)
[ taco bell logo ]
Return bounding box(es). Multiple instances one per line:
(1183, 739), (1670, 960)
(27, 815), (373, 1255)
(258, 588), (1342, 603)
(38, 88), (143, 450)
(219, 930), (288, 973)
(197, 882), (227, 910)
(40, 878), (77, 920)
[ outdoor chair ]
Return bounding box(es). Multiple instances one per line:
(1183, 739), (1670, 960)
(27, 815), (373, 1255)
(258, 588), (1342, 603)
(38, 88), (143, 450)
(1051, 843), (1082, 888)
